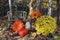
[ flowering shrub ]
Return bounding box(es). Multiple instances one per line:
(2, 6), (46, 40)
(35, 15), (57, 36)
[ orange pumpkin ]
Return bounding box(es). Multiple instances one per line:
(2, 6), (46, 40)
(30, 10), (41, 19)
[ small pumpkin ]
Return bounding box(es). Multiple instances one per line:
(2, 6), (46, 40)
(25, 21), (31, 29)
(12, 20), (25, 33)
(30, 10), (41, 19)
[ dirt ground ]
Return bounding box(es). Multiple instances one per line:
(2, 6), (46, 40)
(0, 18), (60, 40)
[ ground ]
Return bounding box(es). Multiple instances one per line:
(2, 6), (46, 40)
(0, 17), (60, 40)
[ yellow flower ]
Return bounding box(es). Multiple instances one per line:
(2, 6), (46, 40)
(35, 15), (57, 36)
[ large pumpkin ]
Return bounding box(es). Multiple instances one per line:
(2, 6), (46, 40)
(12, 20), (25, 33)
(30, 10), (41, 19)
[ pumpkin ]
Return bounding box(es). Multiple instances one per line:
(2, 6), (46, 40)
(30, 10), (41, 19)
(25, 21), (31, 29)
(18, 28), (28, 36)
(12, 20), (25, 33)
